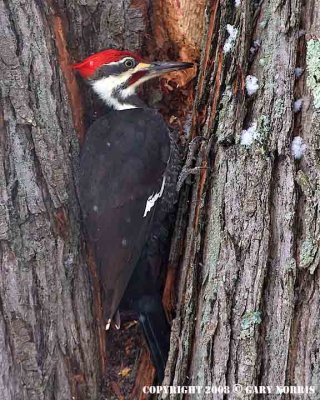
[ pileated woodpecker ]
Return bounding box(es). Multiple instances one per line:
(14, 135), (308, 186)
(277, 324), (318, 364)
(73, 49), (193, 381)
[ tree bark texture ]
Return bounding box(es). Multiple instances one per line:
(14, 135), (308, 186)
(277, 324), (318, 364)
(0, 0), (198, 399)
(163, 0), (320, 399)
(1, 0), (319, 400)
(0, 1), (100, 399)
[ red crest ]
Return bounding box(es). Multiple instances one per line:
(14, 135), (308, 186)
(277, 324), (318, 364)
(73, 49), (142, 78)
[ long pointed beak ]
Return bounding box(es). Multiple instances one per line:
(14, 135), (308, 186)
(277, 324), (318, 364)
(149, 61), (194, 75)
(129, 60), (194, 86)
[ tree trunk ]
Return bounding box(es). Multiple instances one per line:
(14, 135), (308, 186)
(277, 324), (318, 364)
(0, 1), (101, 399)
(1, 0), (319, 400)
(164, 0), (320, 399)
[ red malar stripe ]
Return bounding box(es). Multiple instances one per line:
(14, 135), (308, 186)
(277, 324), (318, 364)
(128, 70), (148, 86)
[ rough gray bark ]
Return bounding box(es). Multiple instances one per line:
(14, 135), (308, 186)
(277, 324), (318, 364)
(0, 1), (148, 399)
(0, 1), (98, 399)
(164, 0), (320, 399)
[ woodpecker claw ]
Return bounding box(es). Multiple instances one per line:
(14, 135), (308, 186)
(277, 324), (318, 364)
(176, 136), (206, 191)
(177, 167), (206, 192)
(105, 318), (112, 331)
(114, 310), (121, 330)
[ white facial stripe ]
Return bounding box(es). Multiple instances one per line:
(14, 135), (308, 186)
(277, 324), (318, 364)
(92, 72), (137, 110)
(91, 61), (152, 110)
(143, 176), (166, 218)
(121, 74), (152, 98)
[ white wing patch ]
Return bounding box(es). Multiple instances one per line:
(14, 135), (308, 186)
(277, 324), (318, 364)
(143, 176), (166, 218)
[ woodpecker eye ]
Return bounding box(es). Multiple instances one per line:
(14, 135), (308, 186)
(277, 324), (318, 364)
(123, 58), (136, 69)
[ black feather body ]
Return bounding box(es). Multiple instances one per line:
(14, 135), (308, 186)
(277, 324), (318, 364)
(78, 107), (180, 381)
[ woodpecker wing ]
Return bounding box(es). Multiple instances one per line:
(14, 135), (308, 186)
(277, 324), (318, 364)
(78, 108), (170, 322)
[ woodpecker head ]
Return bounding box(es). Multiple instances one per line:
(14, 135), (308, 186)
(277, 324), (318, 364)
(73, 49), (193, 110)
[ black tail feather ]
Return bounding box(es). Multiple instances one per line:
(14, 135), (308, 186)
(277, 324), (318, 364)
(138, 301), (170, 382)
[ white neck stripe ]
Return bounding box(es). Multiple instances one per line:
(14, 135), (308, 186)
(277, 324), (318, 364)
(92, 75), (137, 110)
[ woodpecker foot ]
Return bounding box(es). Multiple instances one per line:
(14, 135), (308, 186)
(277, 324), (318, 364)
(114, 310), (121, 330)
(105, 318), (112, 331)
(176, 167), (205, 192)
(105, 311), (121, 330)
(184, 136), (205, 161)
(177, 136), (206, 191)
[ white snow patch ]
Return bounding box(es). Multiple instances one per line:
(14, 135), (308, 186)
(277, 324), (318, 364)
(245, 75), (259, 96)
(291, 136), (306, 159)
(293, 98), (303, 113)
(143, 176), (166, 217)
(223, 25), (238, 54)
(235, 0), (241, 6)
(294, 67), (304, 78)
(240, 122), (259, 146)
